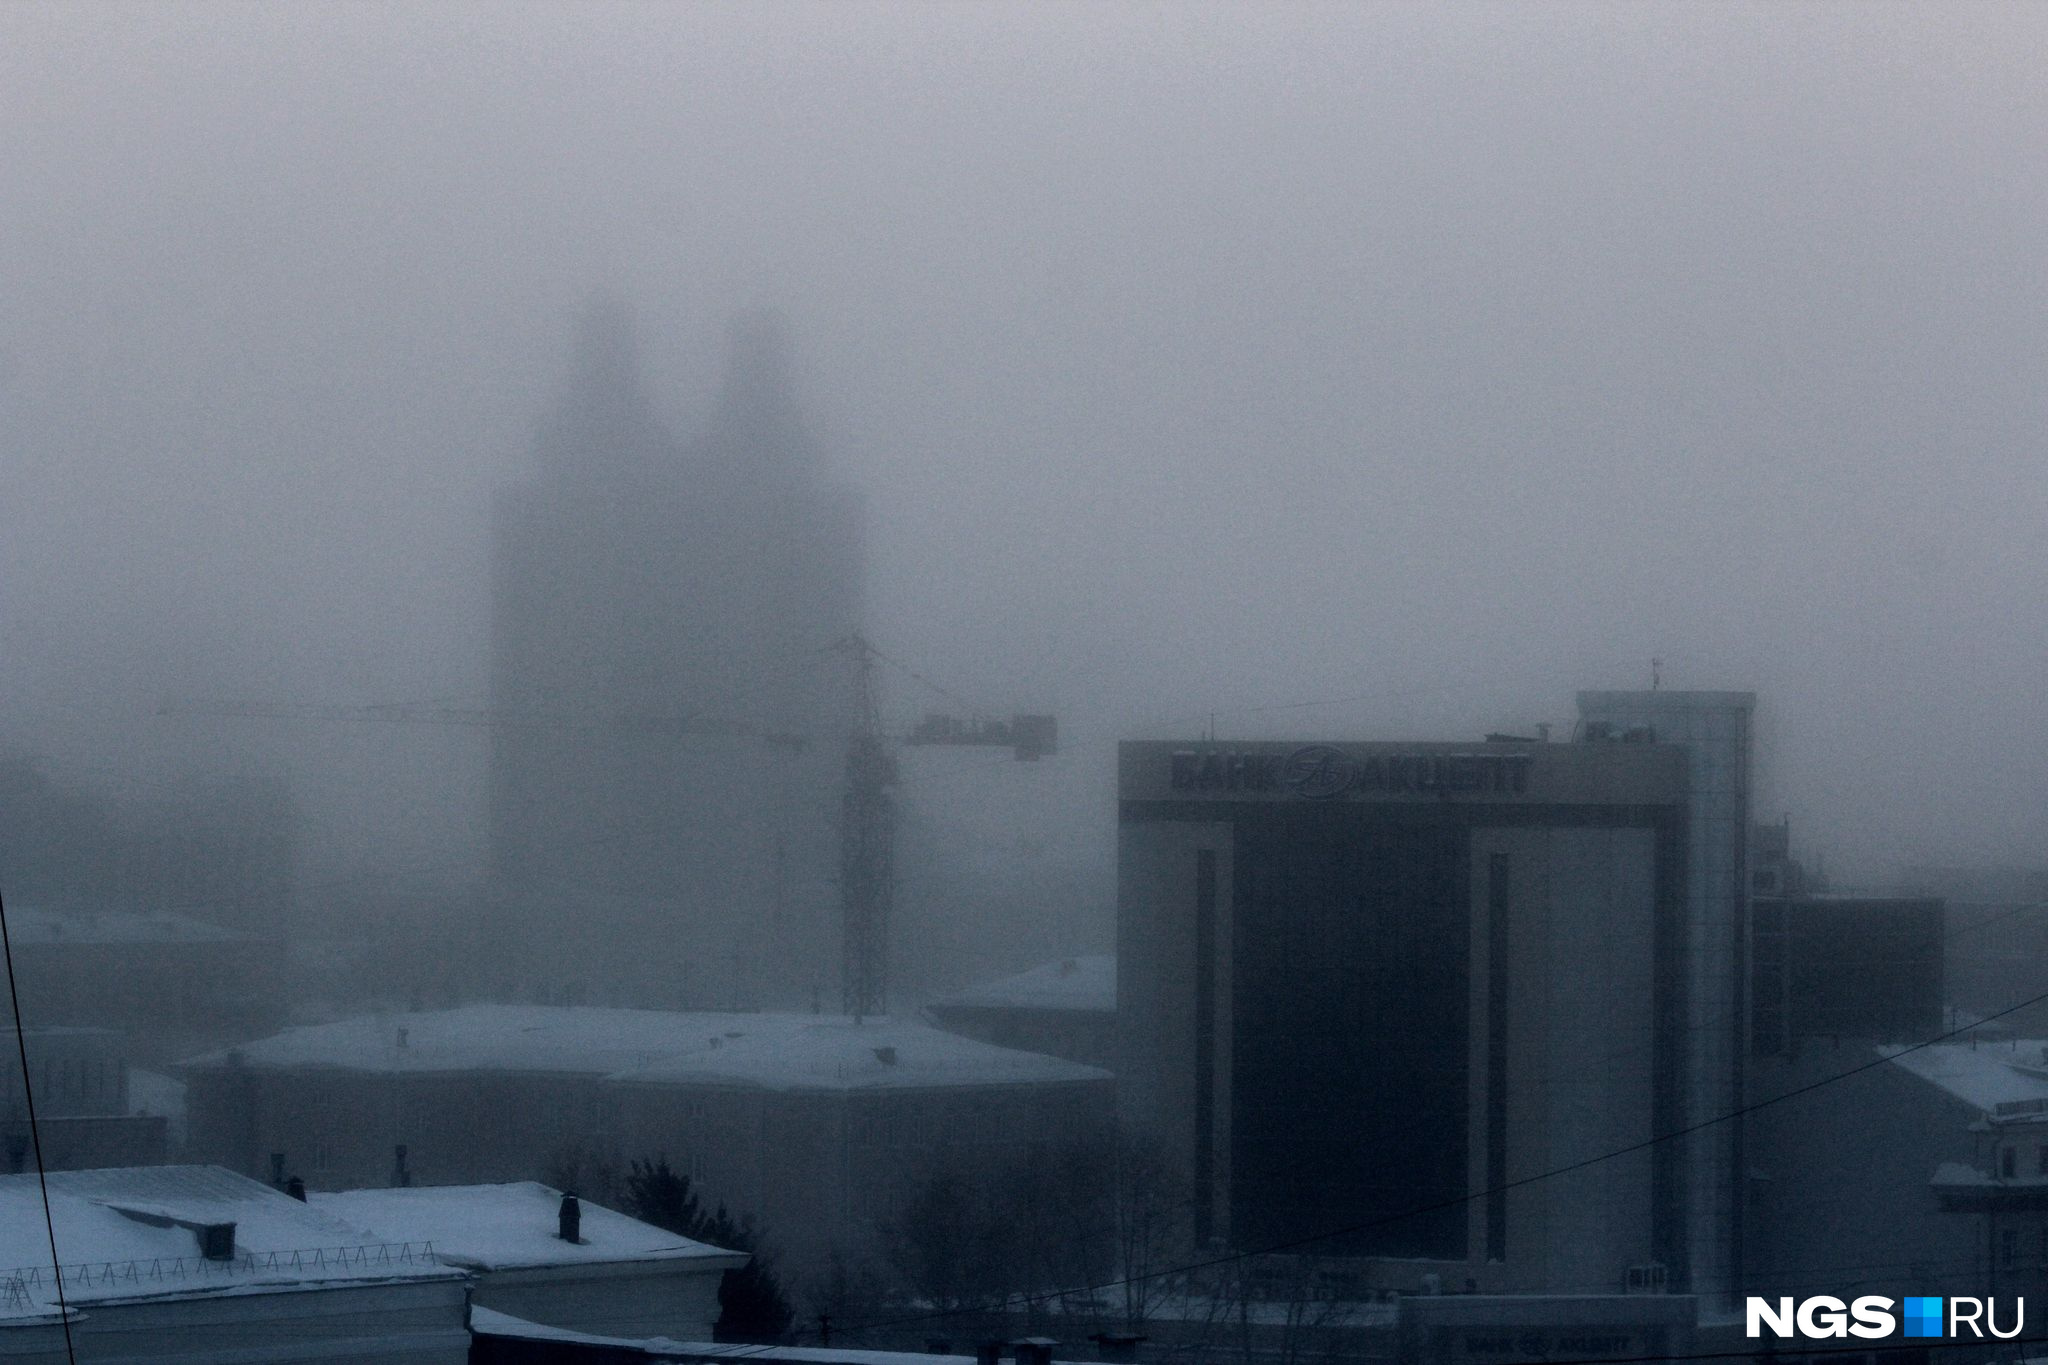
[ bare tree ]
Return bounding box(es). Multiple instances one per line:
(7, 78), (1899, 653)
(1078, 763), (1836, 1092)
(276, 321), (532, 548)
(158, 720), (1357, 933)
(885, 1163), (1015, 1316)
(542, 1138), (621, 1206)
(887, 1130), (1192, 1338)
(1185, 1253), (1362, 1365)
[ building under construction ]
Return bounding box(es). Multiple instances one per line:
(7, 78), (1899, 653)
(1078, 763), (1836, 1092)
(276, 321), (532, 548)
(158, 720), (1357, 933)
(486, 301), (863, 1010)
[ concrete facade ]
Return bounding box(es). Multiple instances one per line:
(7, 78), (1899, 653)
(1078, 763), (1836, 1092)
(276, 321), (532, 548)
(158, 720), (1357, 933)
(1577, 690), (1754, 1301)
(1118, 737), (1688, 1295)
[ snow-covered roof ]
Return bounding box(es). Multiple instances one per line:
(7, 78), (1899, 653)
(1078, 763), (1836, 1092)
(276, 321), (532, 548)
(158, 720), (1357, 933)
(609, 1014), (1111, 1092)
(933, 955), (1115, 1014)
(0, 1166), (462, 1320)
(7, 904), (247, 946)
(470, 1306), (987, 1363)
(313, 1183), (744, 1273)
(1933, 1160), (1994, 1187)
(180, 1005), (724, 1078)
(1882, 1041), (2048, 1115)
(179, 1004), (1111, 1093)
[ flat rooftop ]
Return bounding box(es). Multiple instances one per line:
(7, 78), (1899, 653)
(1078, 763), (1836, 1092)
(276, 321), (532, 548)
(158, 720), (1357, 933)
(932, 955), (1115, 1014)
(8, 904), (248, 946)
(314, 1183), (745, 1273)
(181, 1004), (1112, 1092)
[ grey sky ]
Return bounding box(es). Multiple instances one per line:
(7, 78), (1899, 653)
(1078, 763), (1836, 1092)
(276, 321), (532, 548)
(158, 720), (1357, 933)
(4, 2), (2044, 893)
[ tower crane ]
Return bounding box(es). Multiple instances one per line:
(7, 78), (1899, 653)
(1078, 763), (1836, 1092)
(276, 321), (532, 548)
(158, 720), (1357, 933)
(159, 634), (1053, 1019)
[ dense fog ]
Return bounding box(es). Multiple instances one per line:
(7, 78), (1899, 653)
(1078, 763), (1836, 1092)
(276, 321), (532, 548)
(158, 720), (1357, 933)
(5, 5), (2048, 1355)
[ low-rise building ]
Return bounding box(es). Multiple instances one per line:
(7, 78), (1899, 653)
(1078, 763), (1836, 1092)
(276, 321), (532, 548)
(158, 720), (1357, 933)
(1748, 891), (1944, 1055)
(925, 956), (1115, 1069)
(7, 905), (278, 1063)
(0, 1164), (469, 1364)
(1741, 1038), (1986, 1307)
(1900, 1039), (2048, 1299)
(316, 1182), (745, 1341)
(2, 1028), (167, 1174)
(180, 1005), (1114, 1291)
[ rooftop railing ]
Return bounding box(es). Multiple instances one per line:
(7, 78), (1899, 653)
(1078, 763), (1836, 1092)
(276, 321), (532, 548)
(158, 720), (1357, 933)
(0, 1240), (440, 1303)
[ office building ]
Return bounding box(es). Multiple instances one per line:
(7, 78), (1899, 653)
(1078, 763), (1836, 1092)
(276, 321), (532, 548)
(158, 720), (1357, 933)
(1118, 735), (1688, 1294)
(1576, 690), (1754, 1300)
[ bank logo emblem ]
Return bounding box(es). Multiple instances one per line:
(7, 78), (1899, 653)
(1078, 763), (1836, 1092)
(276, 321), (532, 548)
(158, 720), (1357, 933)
(1280, 745), (1354, 799)
(1903, 1297), (1944, 1338)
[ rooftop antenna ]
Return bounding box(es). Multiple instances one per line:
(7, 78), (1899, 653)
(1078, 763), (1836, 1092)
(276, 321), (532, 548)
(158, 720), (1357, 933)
(1651, 657), (1663, 691)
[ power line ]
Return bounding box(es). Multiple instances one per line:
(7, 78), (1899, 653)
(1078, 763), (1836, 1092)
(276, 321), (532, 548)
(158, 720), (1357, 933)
(0, 880), (79, 1363)
(815, 974), (2048, 1339)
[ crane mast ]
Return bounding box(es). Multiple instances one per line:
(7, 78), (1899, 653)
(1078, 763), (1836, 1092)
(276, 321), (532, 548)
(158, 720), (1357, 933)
(835, 636), (897, 1021)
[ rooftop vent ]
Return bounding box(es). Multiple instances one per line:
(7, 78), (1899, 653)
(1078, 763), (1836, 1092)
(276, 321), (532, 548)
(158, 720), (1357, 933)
(873, 1046), (899, 1066)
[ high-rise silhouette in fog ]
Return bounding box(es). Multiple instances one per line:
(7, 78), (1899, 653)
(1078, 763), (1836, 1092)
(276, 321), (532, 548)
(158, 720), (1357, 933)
(488, 300), (862, 1007)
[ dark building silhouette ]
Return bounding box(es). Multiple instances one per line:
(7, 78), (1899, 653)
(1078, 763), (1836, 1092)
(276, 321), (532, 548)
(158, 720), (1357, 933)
(1119, 736), (1690, 1294)
(487, 302), (862, 1007)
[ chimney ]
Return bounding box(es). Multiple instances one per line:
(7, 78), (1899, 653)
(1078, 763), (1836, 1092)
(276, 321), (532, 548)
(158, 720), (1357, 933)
(197, 1222), (237, 1261)
(269, 1152), (287, 1188)
(285, 1176), (307, 1202)
(1013, 1340), (1055, 1365)
(975, 1344), (1003, 1365)
(392, 1144), (411, 1188)
(873, 1046), (898, 1067)
(1091, 1335), (1144, 1364)
(558, 1193), (582, 1243)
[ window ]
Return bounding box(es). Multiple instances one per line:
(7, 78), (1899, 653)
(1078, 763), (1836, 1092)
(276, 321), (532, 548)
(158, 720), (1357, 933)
(2037, 1145), (2048, 1177)
(2003, 1147), (2018, 1179)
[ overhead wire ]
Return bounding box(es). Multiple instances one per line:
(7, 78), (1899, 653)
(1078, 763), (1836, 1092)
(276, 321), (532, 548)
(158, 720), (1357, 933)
(0, 879), (80, 1362)
(759, 975), (2048, 1345)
